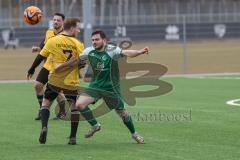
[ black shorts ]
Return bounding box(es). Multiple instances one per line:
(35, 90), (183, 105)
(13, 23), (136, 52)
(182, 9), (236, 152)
(36, 67), (49, 85)
(44, 83), (78, 102)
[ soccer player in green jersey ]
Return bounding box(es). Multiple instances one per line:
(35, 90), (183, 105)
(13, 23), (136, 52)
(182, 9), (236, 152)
(56, 30), (148, 144)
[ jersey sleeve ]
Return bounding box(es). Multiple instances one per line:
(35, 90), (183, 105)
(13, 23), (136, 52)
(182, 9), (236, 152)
(39, 39), (52, 57)
(79, 46), (94, 60)
(77, 42), (84, 55)
(107, 45), (123, 60)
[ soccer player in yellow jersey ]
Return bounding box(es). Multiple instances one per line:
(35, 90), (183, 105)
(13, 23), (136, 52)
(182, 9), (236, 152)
(27, 13), (66, 120)
(38, 18), (100, 144)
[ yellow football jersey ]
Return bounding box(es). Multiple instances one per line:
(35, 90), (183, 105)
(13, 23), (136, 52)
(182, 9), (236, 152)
(40, 34), (84, 90)
(41, 29), (63, 71)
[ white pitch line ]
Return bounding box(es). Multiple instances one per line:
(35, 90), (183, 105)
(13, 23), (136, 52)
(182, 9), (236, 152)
(185, 77), (240, 80)
(0, 80), (34, 84)
(226, 99), (240, 106)
(164, 72), (240, 78)
(0, 72), (240, 83)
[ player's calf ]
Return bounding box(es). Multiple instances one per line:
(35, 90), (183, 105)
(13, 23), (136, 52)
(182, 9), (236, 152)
(116, 109), (145, 143)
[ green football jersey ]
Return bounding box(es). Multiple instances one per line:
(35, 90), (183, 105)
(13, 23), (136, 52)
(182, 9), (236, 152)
(80, 44), (123, 90)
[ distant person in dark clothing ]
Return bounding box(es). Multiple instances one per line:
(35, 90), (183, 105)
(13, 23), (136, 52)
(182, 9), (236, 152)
(9, 27), (15, 41)
(4, 26), (17, 49)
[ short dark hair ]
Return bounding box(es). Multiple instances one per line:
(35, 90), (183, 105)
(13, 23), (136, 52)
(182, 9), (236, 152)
(91, 29), (107, 39)
(64, 18), (80, 30)
(54, 13), (65, 21)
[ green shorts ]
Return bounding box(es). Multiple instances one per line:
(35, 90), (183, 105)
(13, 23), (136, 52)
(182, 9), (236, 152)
(83, 87), (124, 110)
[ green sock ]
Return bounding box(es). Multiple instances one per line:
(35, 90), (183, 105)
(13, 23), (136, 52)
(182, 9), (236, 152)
(80, 106), (97, 126)
(123, 115), (135, 134)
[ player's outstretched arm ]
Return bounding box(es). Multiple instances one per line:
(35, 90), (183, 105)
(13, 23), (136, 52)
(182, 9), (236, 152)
(55, 54), (88, 73)
(122, 46), (149, 58)
(54, 58), (79, 73)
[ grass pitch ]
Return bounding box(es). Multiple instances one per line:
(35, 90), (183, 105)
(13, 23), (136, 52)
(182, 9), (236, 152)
(0, 76), (240, 160)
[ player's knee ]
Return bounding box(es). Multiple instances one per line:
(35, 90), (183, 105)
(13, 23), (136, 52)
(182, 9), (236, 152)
(75, 101), (87, 110)
(56, 93), (65, 102)
(41, 98), (52, 108)
(34, 81), (44, 93)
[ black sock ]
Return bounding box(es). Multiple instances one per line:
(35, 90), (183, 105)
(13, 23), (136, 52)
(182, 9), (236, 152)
(37, 95), (43, 108)
(58, 100), (65, 113)
(40, 107), (50, 128)
(70, 109), (80, 138)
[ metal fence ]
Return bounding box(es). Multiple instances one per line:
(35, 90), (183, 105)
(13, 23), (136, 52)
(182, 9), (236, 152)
(2, 13), (240, 28)
(0, 14), (240, 46)
(2, 0), (240, 27)
(1, 11), (240, 75)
